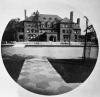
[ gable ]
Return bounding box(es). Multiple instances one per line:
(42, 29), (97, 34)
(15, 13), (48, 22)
(60, 17), (71, 23)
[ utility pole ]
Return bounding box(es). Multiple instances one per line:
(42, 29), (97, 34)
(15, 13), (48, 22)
(83, 16), (88, 63)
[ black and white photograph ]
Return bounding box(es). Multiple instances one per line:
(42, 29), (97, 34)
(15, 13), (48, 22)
(0, 0), (100, 97)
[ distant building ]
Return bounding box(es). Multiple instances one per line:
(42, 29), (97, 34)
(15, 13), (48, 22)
(79, 35), (85, 42)
(16, 10), (81, 42)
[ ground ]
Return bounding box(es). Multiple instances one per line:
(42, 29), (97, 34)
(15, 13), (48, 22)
(2, 54), (96, 95)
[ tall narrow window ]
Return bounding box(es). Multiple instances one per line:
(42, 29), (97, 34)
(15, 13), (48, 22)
(62, 29), (65, 33)
(31, 29), (34, 33)
(75, 35), (77, 39)
(27, 29), (30, 33)
(22, 29), (24, 32)
(18, 29), (20, 32)
(63, 35), (66, 39)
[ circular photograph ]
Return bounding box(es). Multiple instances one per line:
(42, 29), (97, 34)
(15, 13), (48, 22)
(1, 1), (99, 96)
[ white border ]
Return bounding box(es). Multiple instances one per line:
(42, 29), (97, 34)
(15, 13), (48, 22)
(0, 0), (100, 97)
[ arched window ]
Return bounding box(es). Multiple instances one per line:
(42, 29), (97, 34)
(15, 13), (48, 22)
(41, 21), (45, 28)
(47, 21), (52, 28)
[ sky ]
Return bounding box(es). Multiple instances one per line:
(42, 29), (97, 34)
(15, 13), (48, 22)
(0, 0), (100, 97)
(0, 0), (92, 35)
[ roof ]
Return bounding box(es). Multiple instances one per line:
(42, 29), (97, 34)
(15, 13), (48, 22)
(16, 21), (24, 28)
(25, 14), (62, 22)
(60, 17), (71, 23)
(73, 24), (81, 30)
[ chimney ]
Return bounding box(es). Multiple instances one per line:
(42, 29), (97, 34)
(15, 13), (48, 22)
(24, 9), (27, 20)
(77, 18), (80, 26)
(70, 11), (73, 22)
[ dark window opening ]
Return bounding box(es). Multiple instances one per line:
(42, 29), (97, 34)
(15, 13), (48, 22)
(75, 35), (77, 39)
(63, 35), (69, 39)
(19, 35), (24, 39)
(49, 36), (56, 42)
(62, 30), (65, 33)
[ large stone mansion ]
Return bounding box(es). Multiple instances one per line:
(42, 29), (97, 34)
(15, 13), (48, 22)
(16, 10), (81, 42)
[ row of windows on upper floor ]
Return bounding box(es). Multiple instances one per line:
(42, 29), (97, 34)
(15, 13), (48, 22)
(25, 23), (74, 28)
(61, 24), (73, 28)
(62, 29), (77, 34)
(25, 23), (74, 27)
(25, 23), (56, 28)
(26, 29), (56, 33)
(18, 28), (78, 35)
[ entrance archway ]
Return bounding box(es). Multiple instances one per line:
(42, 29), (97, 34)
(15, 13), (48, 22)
(19, 35), (24, 39)
(49, 36), (56, 42)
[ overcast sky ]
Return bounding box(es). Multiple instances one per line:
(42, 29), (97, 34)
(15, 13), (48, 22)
(0, 0), (92, 34)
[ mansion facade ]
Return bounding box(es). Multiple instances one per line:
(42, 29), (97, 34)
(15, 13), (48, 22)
(16, 10), (81, 42)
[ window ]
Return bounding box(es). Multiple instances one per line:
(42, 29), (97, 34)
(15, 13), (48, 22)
(74, 31), (77, 34)
(62, 24), (65, 27)
(33, 34), (36, 38)
(63, 35), (69, 39)
(41, 24), (45, 28)
(75, 35), (77, 39)
(31, 29), (34, 33)
(62, 29), (65, 33)
(27, 29), (30, 33)
(47, 25), (51, 28)
(22, 29), (24, 32)
(66, 25), (68, 27)
(47, 23), (52, 28)
(35, 29), (37, 33)
(18, 29), (20, 32)
(67, 35), (70, 39)
(28, 34), (36, 39)
(19, 35), (23, 39)
(63, 35), (66, 39)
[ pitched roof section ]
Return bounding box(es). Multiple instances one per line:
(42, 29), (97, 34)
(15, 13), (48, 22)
(25, 14), (62, 22)
(60, 17), (71, 23)
(73, 24), (81, 29)
(39, 14), (62, 22)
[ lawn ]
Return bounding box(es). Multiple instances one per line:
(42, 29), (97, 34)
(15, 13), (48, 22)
(48, 58), (97, 83)
(2, 54), (34, 82)
(2, 54), (97, 83)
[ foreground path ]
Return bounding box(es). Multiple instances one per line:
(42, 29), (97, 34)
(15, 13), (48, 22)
(17, 57), (81, 95)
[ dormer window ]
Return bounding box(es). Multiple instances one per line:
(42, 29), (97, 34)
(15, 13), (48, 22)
(41, 21), (45, 28)
(43, 17), (46, 20)
(66, 25), (68, 27)
(74, 30), (77, 34)
(62, 24), (65, 27)
(47, 21), (52, 28)
(41, 24), (45, 28)
(49, 17), (52, 21)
